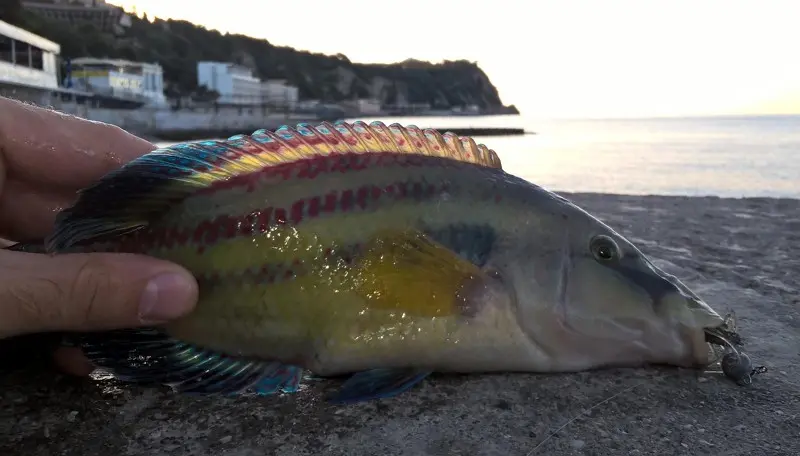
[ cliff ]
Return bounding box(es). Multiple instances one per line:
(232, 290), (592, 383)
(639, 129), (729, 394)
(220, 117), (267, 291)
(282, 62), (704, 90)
(5, 3), (518, 113)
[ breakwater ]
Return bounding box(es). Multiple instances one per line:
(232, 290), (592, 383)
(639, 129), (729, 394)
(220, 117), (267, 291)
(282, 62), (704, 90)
(2, 86), (526, 142)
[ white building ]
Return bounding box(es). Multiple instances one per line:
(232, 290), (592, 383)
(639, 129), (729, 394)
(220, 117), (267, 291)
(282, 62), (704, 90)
(0, 19), (61, 89)
(68, 57), (167, 107)
(197, 61), (299, 107)
(260, 79), (299, 108)
(197, 61), (262, 105)
(354, 98), (382, 115)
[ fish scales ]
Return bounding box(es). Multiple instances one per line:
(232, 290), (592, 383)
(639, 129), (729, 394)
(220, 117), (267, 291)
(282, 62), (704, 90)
(85, 151), (530, 372)
(21, 120), (738, 404)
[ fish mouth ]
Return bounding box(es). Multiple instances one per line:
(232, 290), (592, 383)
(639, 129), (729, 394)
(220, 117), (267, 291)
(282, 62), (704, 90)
(704, 321), (744, 350)
(699, 314), (745, 367)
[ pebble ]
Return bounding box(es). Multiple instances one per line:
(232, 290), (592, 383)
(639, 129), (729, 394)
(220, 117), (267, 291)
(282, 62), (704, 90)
(66, 411), (79, 423)
(219, 436), (233, 444)
(570, 439), (585, 449)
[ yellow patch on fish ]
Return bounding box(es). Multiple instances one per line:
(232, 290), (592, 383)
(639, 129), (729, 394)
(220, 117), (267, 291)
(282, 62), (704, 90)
(348, 230), (487, 318)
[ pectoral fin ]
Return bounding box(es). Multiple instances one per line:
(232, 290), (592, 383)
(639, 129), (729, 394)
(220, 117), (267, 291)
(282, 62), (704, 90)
(350, 230), (491, 317)
(328, 368), (432, 404)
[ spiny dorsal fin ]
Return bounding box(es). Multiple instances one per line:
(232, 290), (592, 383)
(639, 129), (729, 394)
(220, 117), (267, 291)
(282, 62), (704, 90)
(46, 120), (502, 252)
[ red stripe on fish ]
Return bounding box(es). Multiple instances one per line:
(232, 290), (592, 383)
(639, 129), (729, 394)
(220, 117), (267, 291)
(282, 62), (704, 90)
(112, 180), (447, 253)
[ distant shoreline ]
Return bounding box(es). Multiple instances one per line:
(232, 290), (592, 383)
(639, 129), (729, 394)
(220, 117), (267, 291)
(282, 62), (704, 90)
(147, 126), (529, 143)
(554, 191), (800, 203)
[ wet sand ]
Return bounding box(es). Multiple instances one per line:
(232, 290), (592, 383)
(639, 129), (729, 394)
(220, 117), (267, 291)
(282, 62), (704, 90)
(1, 193), (798, 456)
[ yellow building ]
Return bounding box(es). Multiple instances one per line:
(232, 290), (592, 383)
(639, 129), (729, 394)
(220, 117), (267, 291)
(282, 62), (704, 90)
(68, 57), (167, 106)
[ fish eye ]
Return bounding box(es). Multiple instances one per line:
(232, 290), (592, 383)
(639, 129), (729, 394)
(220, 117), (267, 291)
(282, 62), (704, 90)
(590, 235), (620, 262)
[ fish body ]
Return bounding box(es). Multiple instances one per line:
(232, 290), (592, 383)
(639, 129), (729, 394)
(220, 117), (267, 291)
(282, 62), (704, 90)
(36, 121), (732, 403)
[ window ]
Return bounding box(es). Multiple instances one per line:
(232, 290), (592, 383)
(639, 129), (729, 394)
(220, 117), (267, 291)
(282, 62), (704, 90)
(30, 45), (44, 70)
(16, 42), (30, 67)
(0, 36), (13, 63)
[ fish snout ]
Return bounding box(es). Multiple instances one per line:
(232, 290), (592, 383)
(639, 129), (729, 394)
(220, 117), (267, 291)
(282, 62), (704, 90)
(622, 257), (726, 331)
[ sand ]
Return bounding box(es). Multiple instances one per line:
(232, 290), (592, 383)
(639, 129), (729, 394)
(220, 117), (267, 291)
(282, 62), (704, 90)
(1, 193), (798, 456)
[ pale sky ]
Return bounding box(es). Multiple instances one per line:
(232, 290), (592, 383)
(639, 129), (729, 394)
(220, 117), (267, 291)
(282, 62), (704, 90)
(109, 0), (800, 118)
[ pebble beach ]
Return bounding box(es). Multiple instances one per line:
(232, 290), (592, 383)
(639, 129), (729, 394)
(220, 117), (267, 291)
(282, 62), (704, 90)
(1, 192), (798, 456)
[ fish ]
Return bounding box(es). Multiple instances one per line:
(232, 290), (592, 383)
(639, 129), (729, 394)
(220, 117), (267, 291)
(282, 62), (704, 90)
(8, 120), (744, 404)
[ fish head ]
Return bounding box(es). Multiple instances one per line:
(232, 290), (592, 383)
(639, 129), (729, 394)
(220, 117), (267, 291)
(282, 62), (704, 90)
(500, 193), (728, 370)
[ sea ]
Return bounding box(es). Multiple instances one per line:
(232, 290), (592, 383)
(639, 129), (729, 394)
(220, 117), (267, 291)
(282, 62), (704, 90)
(159, 114), (800, 199)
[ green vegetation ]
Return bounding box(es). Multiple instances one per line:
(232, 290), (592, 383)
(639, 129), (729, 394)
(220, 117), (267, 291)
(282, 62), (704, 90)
(2, 2), (518, 112)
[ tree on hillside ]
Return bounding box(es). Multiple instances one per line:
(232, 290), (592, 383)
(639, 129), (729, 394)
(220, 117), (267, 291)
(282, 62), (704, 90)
(0, 0), (23, 24)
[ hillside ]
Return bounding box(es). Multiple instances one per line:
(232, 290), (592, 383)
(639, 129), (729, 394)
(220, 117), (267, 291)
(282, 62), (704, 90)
(3, 3), (518, 113)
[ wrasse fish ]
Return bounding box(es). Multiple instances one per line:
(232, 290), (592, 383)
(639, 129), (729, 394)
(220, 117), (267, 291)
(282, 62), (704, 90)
(11, 120), (744, 403)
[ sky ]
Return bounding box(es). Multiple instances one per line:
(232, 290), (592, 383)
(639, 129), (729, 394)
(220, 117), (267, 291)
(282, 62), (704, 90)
(108, 0), (800, 119)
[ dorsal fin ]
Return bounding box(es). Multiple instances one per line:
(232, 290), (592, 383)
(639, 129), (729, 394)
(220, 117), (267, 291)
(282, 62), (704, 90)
(46, 120), (502, 252)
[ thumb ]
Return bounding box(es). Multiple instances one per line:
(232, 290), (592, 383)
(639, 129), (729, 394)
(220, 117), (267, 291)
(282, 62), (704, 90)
(0, 250), (198, 339)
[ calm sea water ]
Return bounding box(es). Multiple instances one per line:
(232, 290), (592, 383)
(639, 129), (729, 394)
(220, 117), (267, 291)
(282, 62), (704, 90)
(355, 114), (800, 199)
(158, 114), (800, 199)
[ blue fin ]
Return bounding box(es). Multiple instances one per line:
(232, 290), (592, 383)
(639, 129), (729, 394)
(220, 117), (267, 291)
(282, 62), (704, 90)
(328, 368), (432, 404)
(73, 329), (304, 396)
(45, 120), (502, 252)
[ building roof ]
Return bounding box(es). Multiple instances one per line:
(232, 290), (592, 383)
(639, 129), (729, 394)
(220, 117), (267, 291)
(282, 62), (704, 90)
(0, 19), (60, 54)
(70, 57), (163, 71)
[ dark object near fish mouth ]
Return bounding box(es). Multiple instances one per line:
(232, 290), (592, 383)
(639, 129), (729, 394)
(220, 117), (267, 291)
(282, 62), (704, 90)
(703, 320), (768, 386)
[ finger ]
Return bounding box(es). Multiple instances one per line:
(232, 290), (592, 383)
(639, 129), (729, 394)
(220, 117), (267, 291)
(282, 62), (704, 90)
(53, 346), (95, 377)
(0, 97), (156, 190)
(0, 250), (198, 339)
(0, 178), (75, 241)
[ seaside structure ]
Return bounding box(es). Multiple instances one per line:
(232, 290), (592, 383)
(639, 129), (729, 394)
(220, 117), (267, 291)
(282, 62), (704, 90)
(21, 0), (132, 34)
(261, 79), (300, 109)
(196, 61), (299, 108)
(0, 19), (61, 93)
(67, 57), (168, 107)
(337, 98), (383, 116)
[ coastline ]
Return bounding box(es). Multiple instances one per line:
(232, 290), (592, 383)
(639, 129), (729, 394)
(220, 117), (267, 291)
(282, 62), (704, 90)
(1, 192), (797, 456)
(145, 125), (528, 143)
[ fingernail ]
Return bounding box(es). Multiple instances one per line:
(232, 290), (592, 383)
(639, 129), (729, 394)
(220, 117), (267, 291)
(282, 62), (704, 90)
(139, 272), (196, 323)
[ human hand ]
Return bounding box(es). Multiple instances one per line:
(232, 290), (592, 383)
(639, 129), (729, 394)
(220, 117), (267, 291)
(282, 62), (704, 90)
(0, 97), (198, 375)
